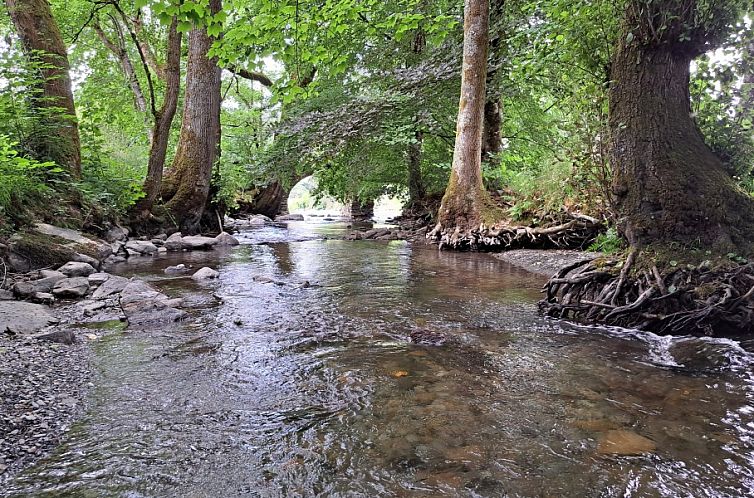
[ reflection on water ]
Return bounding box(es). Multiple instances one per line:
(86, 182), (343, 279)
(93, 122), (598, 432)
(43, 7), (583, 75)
(4, 225), (754, 497)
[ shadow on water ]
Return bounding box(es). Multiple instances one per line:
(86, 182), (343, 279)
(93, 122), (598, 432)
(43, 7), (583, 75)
(4, 223), (754, 497)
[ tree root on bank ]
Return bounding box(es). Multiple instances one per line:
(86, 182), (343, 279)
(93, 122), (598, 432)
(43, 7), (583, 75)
(540, 250), (754, 337)
(427, 213), (602, 251)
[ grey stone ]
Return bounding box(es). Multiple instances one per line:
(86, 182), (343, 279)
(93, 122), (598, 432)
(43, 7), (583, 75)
(88, 272), (111, 286)
(150, 238), (165, 247)
(58, 261), (96, 277)
(191, 267), (220, 280)
(81, 301), (107, 316)
(249, 214), (272, 225)
(164, 264), (188, 275)
(111, 241), (125, 254)
(91, 275), (129, 299)
(164, 232), (183, 251)
(72, 252), (101, 269)
(181, 236), (218, 250)
(104, 226), (129, 242)
(119, 279), (187, 327)
(12, 281), (35, 298)
(153, 233), (167, 241)
(0, 289), (14, 300)
(124, 240), (158, 256)
(34, 223), (112, 261)
(31, 292), (55, 304)
(0, 301), (59, 335)
(39, 270), (65, 279)
(215, 232), (240, 246)
(275, 213), (305, 221)
(157, 247), (167, 254)
(104, 255), (127, 265)
(34, 329), (76, 345)
(52, 277), (90, 298)
(30, 275), (67, 293)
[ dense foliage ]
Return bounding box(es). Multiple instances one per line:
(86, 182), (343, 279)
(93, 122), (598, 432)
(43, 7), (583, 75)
(0, 0), (751, 232)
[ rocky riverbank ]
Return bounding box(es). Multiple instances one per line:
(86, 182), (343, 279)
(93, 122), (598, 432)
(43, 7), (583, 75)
(492, 249), (601, 277)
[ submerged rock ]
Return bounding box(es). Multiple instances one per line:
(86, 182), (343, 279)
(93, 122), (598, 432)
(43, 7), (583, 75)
(192, 267), (219, 280)
(119, 279), (187, 327)
(164, 264), (189, 275)
(58, 261), (96, 277)
(0, 301), (59, 335)
(596, 430), (656, 456)
(52, 277), (90, 298)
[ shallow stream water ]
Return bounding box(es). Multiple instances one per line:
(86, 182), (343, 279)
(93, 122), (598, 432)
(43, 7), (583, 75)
(5, 222), (754, 497)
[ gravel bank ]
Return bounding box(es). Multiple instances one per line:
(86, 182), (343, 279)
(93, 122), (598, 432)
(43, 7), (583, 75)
(0, 335), (92, 483)
(493, 249), (600, 277)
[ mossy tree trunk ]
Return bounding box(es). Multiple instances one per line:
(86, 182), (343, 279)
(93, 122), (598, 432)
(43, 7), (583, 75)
(481, 0), (504, 160)
(135, 18), (182, 218)
(5, 0), (81, 178)
(435, 0), (497, 230)
(610, 0), (754, 254)
(161, 0), (221, 234)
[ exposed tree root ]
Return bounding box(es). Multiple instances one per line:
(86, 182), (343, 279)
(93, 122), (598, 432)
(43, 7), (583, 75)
(427, 213), (602, 251)
(540, 251), (754, 337)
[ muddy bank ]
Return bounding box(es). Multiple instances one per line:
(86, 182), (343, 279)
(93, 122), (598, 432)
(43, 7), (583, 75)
(493, 249), (600, 277)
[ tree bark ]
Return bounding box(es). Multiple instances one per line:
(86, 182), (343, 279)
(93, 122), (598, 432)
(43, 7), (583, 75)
(5, 0), (81, 177)
(161, 1), (222, 234)
(134, 18), (182, 218)
(610, 0), (754, 253)
(435, 0), (496, 230)
(481, 0), (504, 159)
(93, 20), (147, 115)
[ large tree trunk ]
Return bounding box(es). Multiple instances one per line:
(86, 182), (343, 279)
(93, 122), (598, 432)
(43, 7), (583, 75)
(610, 0), (754, 254)
(5, 0), (81, 177)
(135, 18), (182, 217)
(434, 0), (497, 231)
(161, 1), (221, 234)
(481, 0), (504, 159)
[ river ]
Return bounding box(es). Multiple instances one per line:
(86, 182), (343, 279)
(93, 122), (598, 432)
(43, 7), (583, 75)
(4, 222), (754, 497)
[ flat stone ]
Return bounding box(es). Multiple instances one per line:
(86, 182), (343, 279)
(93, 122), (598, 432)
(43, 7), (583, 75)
(192, 267), (220, 280)
(31, 292), (55, 304)
(0, 301), (59, 335)
(119, 279), (187, 327)
(90, 275), (129, 299)
(52, 277), (90, 298)
(124, 240), (158, 256)
(181, 236), (218, 250)
(596, 430), (656, 456)
(39, 270), (65, 279)
(30, 275), (67, 293)
(88, 272), (111, 286)
(215, 232), (240, 246)
(34, 329), (76, 345)
(72, 252), (101, 269)
(33, 223), (112, 260)
(82, 301), (107, 316)
(58, 261), (96, 277)
(275, 214), (305, 221)
(164, 232), (183, 251)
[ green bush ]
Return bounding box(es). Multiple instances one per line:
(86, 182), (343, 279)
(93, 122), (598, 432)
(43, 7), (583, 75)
(588, 227), (624, 254)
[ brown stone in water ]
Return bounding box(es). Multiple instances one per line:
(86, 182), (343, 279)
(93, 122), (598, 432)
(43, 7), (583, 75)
(571, 419), (619, 432)
(597, 430), (656, 456)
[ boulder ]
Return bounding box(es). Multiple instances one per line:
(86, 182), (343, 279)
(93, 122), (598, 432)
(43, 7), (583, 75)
(12, 281), (35, 298)
(181, 236), (218, 250)
(88, 272), (111, 286)
(7, 225), (111, 272)
(275, 213), (305, 222)
(58, 261), (96, 277)
(34, 329), (76, 345)
(153, 233), (168, 241)
(0, 301), (59, 335)
(125, 240), (158, 256)
(104, 226), (129, 243)
(164, 232), (183, 251)
(119, 279), (187, 327)
(72, 252), (101, 269)
(249, 214), (272, 225)
(191, 267), (220, 280)
(104, 255), (127, 265)
(215, 232), (240, 246)
(40, 270), (66, 279)
(0, 289), (14, 300)
(52, 277), (90, 298)
(150, 238), (165, 246)
(31, 292), (55, 304)
(29, 274), (67, 293)
(90, 275), (129, 299)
